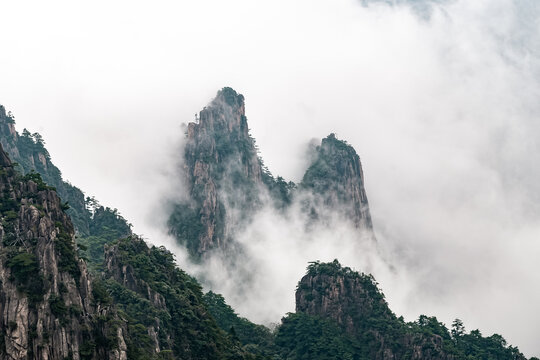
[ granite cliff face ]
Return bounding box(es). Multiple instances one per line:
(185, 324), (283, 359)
(301, 134), (373, 229)
(296, 260), (391, 335)
(169, 88), (266, 256)
(0, 106), (90, 235)
(0, 144), (127, 360)
(169, 88), (375, 258)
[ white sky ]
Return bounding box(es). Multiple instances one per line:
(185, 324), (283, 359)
(1, 0), (540, 357)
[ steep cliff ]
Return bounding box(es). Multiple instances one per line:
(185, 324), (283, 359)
(0, 143), (258, 359)
(168, 87), (266, 257)
(168, 89), (374, 258)
(101, 236), (254, 360)
(0, 105), (131, 267)
(0, 106), (90, 234)
(301, 134), (373, 229)
(0, 144), (127, 360)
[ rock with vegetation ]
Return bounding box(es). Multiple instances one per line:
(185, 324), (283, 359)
(0, 143), (127, 360)
(168, 87), (268, 257)
(0, 105), (132, 268)
(168, 89), (374, 259)
(101, 236), (256, 360)
(281, 260), (529, 360)
(1, 95), (534, 360)
(0, 144), (260, 359)
(301, 134), (373, 230)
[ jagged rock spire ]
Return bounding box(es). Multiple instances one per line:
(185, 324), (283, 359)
(169, 87), (265, 256)
(301, 133), (373, 229)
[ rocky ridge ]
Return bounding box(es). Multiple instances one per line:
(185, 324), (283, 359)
(301, 133), (373, 229)
(169, 88), (266, 256)
(0, 105), (131, 240)
(0, 143), (127, 360)
(169, 88), (375, 258)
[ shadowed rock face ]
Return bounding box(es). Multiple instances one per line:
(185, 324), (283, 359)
(169, 89), (376, 258)
(0, 144), (127, 360)
(169, 87), (265, 257)
(301, 133), (373, 230)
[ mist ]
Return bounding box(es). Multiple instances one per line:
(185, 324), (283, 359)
(1, 0), (540, 356)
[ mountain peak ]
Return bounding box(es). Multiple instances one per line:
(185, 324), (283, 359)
(171, 88), (263, 256)
(302, 133), (373, 229)
(213, 87), (245, 108)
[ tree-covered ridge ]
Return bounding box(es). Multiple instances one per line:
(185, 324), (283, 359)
(169, 87), (269, 257)
(203, 291), (275, 357)
(0, 143), (125, 359)
(291, 260), (531, 360)
(101, 236), (257, 360)
(0, 105), (89, 233)
(0, 105), (132, 266)
(275, 312), (363, 360)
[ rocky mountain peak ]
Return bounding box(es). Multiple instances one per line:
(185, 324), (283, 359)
(170, 87), (264, 257)
(302, 133), (373, 229)
(296, 260), (392, 334)
(169, 90), (376, 257)
(294, 260), (457, 360)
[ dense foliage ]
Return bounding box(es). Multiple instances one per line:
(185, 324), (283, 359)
(203, 291), (275, 357)
(276, 312), (361, 360)
(103, 236), (254, 360)
(290, 260), (531, 360)
(78, 202), (132, 272)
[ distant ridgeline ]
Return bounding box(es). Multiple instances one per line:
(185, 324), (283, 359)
(0, 105), (131, 270)
(168, 87), (374, 258)
(0, 94), (535, 359)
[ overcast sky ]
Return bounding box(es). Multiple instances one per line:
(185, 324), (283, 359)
(1, 0), (540, 357)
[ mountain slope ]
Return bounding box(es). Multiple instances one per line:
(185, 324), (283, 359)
(0, 105), (132, 269)
(168, 88), (375, 258)
(0, 143), (127, 360)
(0, 143), (260, 360)
(276, 260), (529, 360)
(301, 134), (373, 229)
